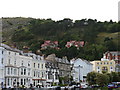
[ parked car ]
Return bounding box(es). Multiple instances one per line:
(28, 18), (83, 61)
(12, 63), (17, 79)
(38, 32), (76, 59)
(108, 84), (118, 88)
(81, 84), (88, 88)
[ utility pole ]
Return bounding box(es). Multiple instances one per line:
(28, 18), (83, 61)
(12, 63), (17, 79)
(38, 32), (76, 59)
(78, 65), (81, 82)
(74, 65), (83, 83)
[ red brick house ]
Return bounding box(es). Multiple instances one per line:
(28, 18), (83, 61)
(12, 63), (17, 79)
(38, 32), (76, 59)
(102, 51), (120, 64)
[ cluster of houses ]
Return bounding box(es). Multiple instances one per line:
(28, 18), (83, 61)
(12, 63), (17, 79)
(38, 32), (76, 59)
(41, 41), (60, 50)
(41, 40), (85, 50)
(0, 43), (120, 88)
(65, 41), (85, 49)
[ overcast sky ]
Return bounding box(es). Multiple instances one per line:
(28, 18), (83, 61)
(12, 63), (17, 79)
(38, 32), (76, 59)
(0, 0), (119, 22)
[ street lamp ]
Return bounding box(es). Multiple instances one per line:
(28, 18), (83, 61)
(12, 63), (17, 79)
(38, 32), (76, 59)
(74, 65), (83, 83)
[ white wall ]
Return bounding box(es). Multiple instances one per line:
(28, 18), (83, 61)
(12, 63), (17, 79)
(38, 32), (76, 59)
(71, 58), (93, 82)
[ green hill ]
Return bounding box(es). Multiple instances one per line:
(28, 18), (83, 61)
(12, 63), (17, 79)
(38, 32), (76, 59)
(2, 17), (120, 60)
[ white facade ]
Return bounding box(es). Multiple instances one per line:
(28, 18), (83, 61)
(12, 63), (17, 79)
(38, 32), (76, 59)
(27, 53), (46, 87)
(0, 46), (33, 88)
(0, 47), (5, 88)
(45, 54), (59, 87)
(71, 58), (93, 83)
(0, 44), (46, 88)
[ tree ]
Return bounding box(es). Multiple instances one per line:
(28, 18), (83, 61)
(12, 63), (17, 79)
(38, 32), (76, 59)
(106, 73), (113, 83)
(110, 72), (120, 82)
(87, 72), (98, 85)
(96, 73), (109, 86)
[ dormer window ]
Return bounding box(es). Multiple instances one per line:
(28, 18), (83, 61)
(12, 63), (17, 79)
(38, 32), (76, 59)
(21, 61), (23, 66)
(14, 60), (16, 65)
(28, 62), (30, 66)
(2, 51), (4, 54)
(36, 57), (38, 60)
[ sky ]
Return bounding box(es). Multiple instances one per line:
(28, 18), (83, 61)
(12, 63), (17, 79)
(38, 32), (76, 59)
(0, 0), (119, 22)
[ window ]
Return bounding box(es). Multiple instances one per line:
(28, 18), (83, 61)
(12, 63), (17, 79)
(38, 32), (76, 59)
(28, 61), (30, 66)
(34, 63), (35, 68)
(36, 72), (37, 77)
(11, 68), (13, 74)
(21, 79), (23, 85)
(42, 72), (44, 77)
(11, 78), (12, 85)
(14, 60), (16, 65)
(55, 72), (58, 79)
(7, 68), (10, 74)
(8, 78), (10, 85)
(38, 64), (39, 68)
(9, 52), (10, 55)
(2, 51), (4, 54)
(110, 62), (112, 64)
(104, 62), (106, 64)
(41, 64), (43, 69)
(21, 68), (23, 75)
(36, 57), (38, 60)
(33, 80), (35, 86)
(38, 72), (40, 77)
(15, 53), (16, 55)
(102, 66), (108, 73)
(1, 58), (3, 64)
(34, 71), (35, 77)
(21, 61), (23, 66)
(28, 69), (30, 75)
(110, 66), (113, 69)
(14, 69), (17, 75)
(97, 67), (100, 69)
(101, 62), (102, 64)
(97, 62), (99, 65)
(24, 79), (26, 85)
(8, 59), (10, 64)
(24, 69), (26, 75)
(113, 55), (115, 59)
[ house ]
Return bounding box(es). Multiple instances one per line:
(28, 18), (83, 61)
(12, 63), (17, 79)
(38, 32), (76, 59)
(91, 60), (115, 73)
(65, 41), (85, 49)
(45, 54), (72, 86)
(41, 41), (59, 50)
(0, 47), (5, 88)
(102, 51), (120, 64)
(101, 51), (120, 72)
(70, 58), (93, 83)
(24, 53), (46, 87)
(0, 43), (46, 88)
(55, 56), (71, 85)
(45, 54), (59, 87)
(0, 43), (33, 88)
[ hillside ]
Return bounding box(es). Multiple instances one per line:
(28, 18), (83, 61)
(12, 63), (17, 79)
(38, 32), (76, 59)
(2, 17), (120, 60)
(2, 17), (33, 44)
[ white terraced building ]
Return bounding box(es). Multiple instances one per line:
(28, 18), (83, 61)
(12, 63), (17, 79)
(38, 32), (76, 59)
(0, 43), (46, 88)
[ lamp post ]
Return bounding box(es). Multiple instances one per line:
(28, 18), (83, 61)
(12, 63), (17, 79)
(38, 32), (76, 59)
(74, 65), (83, 83)
(78, 65), (81, 82)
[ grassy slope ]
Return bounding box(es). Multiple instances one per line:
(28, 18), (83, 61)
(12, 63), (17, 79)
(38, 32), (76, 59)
(96, 32), (119, 44)
(2, 17), (33, 45)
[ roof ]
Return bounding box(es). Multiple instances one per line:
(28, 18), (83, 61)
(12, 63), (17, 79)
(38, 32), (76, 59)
(1, 43), (22, 53)
(105, 51), (120, 55)
(71, 58), (93, 65)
